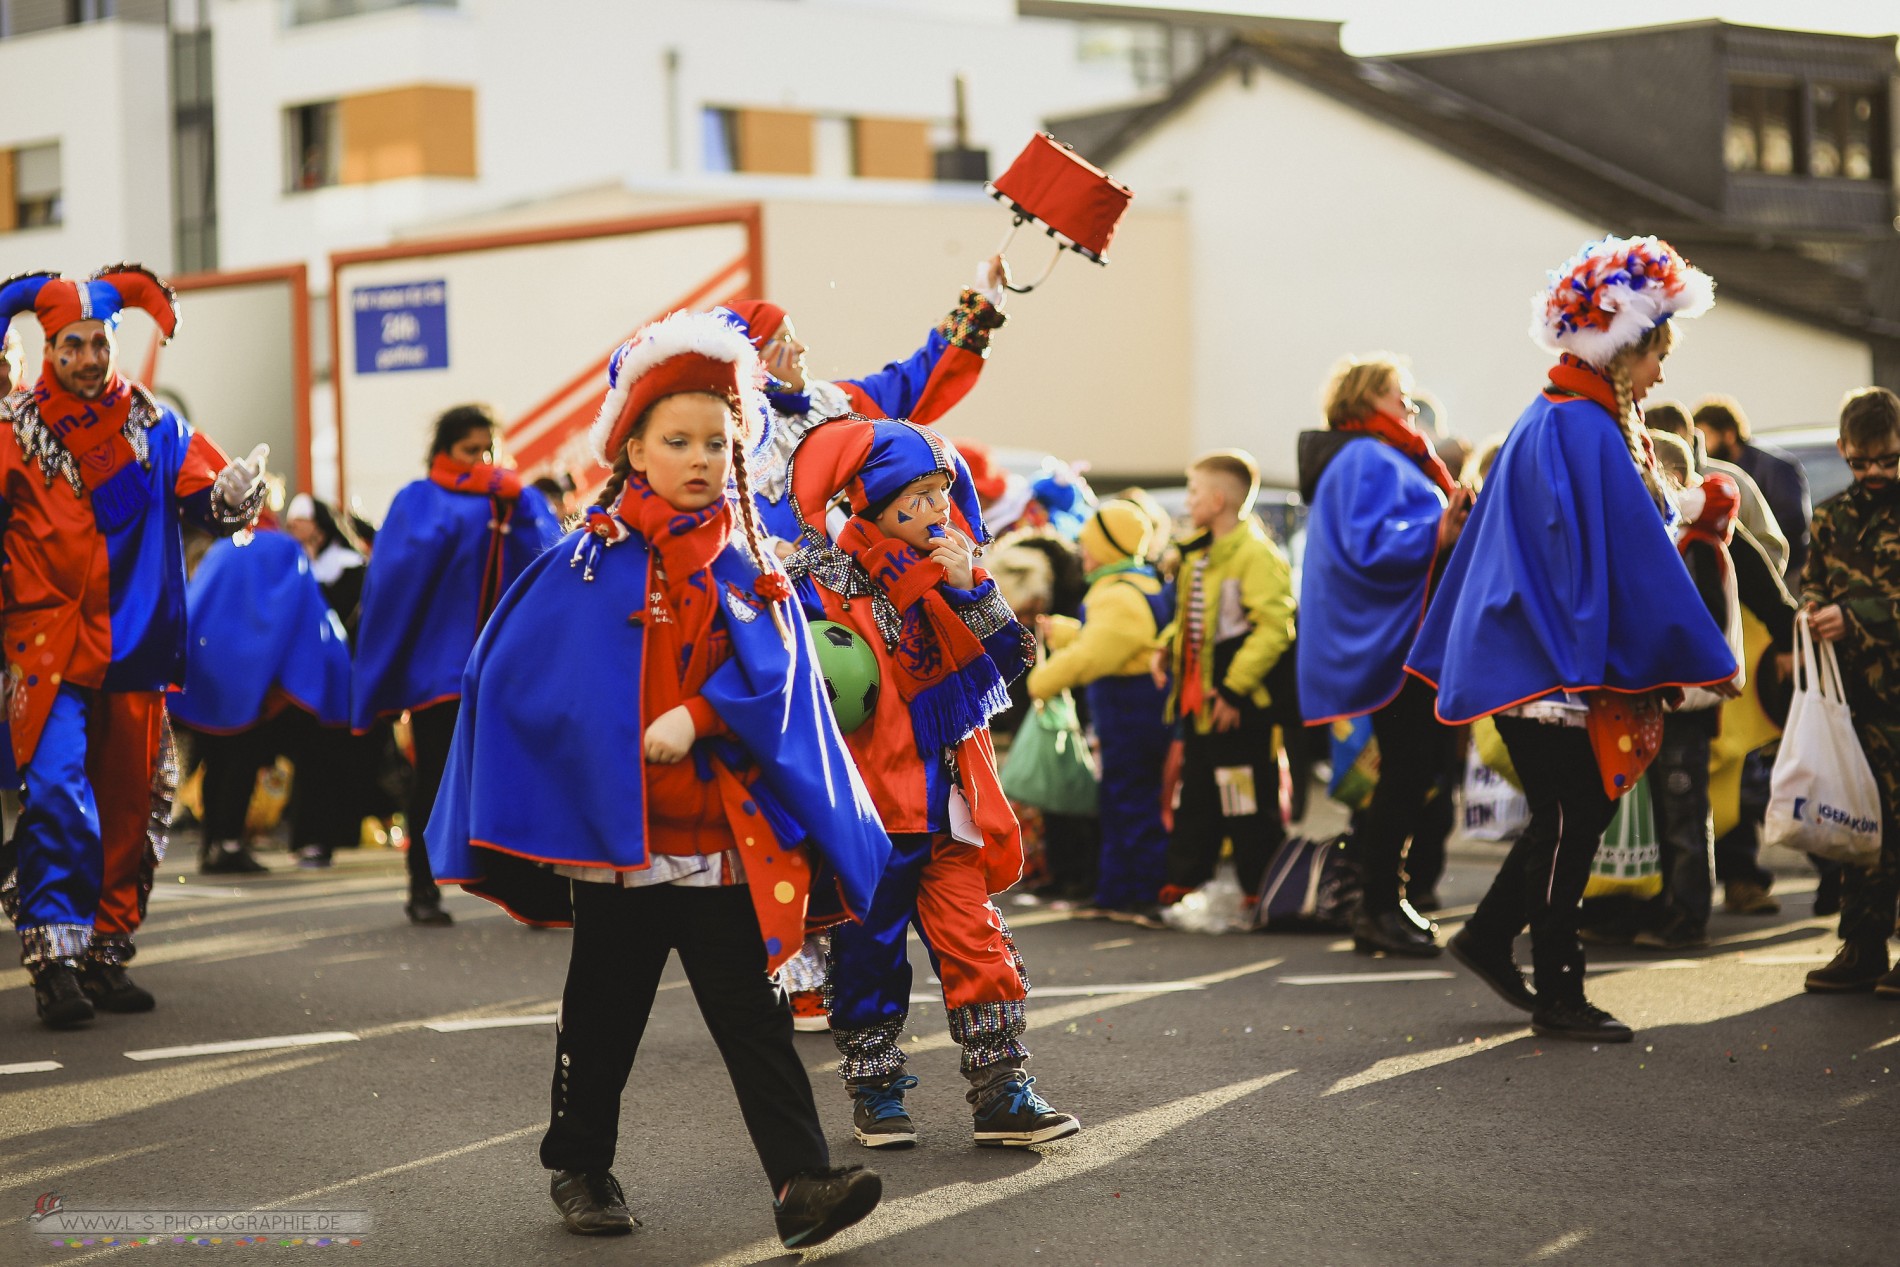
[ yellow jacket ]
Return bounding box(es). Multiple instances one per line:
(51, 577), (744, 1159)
(1161, 519), (1295, 732)
(1027, 567), (1163, 701)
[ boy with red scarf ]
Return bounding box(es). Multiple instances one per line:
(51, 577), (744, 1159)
(784, 417), (1081, 1150)
(351, 403), (562, 926)
(0, 266), (268, 1027)
(423, 310), (889, 1248)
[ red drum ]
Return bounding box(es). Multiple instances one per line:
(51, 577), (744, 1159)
(989, 133), (1132, 264)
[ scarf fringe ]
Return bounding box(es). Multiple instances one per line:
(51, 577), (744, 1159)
(908, 655), (1012, 757)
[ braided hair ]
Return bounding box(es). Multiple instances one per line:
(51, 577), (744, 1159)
(596, 390), (792, 649)
(1605, 323), (1675, 511)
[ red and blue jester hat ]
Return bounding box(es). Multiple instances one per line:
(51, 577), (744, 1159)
(787, 416), (993, 550)
(1530, 235), (1714, 369)
(0, 264), (180, 347)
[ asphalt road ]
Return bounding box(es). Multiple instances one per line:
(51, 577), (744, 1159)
(2, 838), (1893, 1267)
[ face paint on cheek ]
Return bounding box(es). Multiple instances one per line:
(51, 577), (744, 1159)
(895, 510), (913, 524)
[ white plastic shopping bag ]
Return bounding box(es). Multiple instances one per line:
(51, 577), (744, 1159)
(1763, 616), (1882, 866)
(1462, 744), (1529, 841)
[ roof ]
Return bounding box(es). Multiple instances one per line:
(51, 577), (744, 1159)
(1046, 32), (1900, 349)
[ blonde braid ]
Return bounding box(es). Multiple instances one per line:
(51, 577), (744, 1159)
(728, 395), (794, 649)
(1607, 358), (1668, 510)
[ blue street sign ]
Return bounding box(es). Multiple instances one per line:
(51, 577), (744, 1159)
(353, 280), (449, 374)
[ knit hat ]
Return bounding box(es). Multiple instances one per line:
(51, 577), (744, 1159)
(1530, 236), (1714, 367)
(716, 300), (788, 350)
(0, 263), (179, 342)
(788, 417), (991, 545)
(1079, 499), (1152, 566)
(590, 310), (767, 465)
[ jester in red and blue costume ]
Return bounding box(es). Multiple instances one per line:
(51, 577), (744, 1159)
(0, 266), (269, 1027)
(718, 256), (1010, 545)
(425, 311), (890, 1245)
(784, 415), (1082, 1150)
(350, 405), (562, 924)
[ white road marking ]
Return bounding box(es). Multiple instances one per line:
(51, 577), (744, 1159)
(1587, 959), (1703, 971)
(1738, 952), (1837, 965)
(1280, 970), (1456, 985)
(907, 981), (1204, 1003)
(1530, 1229), (1592, 1260)
(425, 1015), (556, 1032)
(1323, 1028), (1533, 1097)
(0, 1060), (61, 1076)
(703, 1068), (1299, 1265)
(124, 1032), (359, 1062)
(0, 1141), (170, 1193)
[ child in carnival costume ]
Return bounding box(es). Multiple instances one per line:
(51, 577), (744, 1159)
(0, 266), (269, 1027)
(718, 255), (1010, 545)
(424, 310), (890, 1249)
(784, 416), (1083, 1150)
(1407, 236), (1738, 1043)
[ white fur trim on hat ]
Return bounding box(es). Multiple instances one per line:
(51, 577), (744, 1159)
(587, 309), (767, 465)
(1529, 236), (1715, 367)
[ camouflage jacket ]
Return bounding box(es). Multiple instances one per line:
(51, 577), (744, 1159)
(1803, 482), (1900, 723)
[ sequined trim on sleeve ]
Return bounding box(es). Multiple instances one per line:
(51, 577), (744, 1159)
(937, 289), (1007, 356)
(784, 542), (904, 649)
(953, 584), (1018, 641)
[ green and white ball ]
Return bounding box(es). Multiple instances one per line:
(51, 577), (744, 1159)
(810, 620), (881, 734)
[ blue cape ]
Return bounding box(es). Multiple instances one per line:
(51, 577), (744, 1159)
(1297, 438), (1444, 723)
(1405, 392), (1737, 723)
(170, 530), (351, 731)
(350, 479), (560, 730)
(425, 526), (892, 925)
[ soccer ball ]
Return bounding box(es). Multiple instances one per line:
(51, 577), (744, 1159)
(810, 620), (881, 734)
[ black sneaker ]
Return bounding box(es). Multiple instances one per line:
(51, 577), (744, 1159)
(1632, 913), (1709, 952)
(849, 1073), (919, 1149)
(1447, 928), (1536, 1013)
(404, 900), (454, 927)
(32, 961), (95, 1029)
(80, 961), (156, 1013)
(1352, 908), (1442, 958)
(201, 840), (268, 875)
(549, 1169), (637, 1236)
(1805, 940), (1889, 993)
(1530, 997), (1633, 1043)
(970, 1073), (1080, 1147)
(774, 1165), (881, 1250)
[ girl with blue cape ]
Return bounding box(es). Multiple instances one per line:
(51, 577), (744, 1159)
(423, 310), (889, 1249)
(1406, 236), (1738, 1045)
(350, 403), (562, 925)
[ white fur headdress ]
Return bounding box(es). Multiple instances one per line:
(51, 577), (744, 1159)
(1530, 236), (1715, 366)
(587, 309), (768, 465)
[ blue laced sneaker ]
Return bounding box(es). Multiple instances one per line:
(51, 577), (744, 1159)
(849, 1073), (919, 1149)
(971, 1074), (1080, 1148)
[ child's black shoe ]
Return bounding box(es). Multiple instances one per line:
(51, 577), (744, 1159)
(849, 1073), (919, 1149)
(549, 1169), (637, 1236)
(970, 1073), (1080, 1147)
(775, 1165), (881, 1249)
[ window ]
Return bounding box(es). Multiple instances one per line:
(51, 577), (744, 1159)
(699, 107), (814, 176)
(286, 101), (339, 190)
(11, 142), (63, 229)
(284, 0), (455, 25)
(1811, 84), (1888, 181)
(1725, 80), (1799, 174)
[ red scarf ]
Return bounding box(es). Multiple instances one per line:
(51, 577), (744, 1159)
(430, 453), (525, 622)
(32, 372), (138, 490)
(1547, 355), (1662, 484)
(619, 471), (732, 685)
(1336, 410), (1456, 497)
(835, 515), (1009, 756)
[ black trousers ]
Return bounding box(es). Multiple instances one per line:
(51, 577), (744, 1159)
(407, 701), (458, 905)
(1165, 718), (1285, 896)
(190, 712), (354, 851)
(1353, 675), (1458, 913)
(539, 882), (830, 1191)
(1465, 717), (1617, 1001)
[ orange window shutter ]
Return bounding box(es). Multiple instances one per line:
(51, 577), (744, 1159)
(735, 108), (815, 175)
(851, 117), (931, 181)
(339, 85), (477, 184)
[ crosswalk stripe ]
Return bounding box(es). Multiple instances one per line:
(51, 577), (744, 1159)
(0, 1060), (61, 1076)
(124, 1032), (359, 1062)
(1280, 970), (1456, 985)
